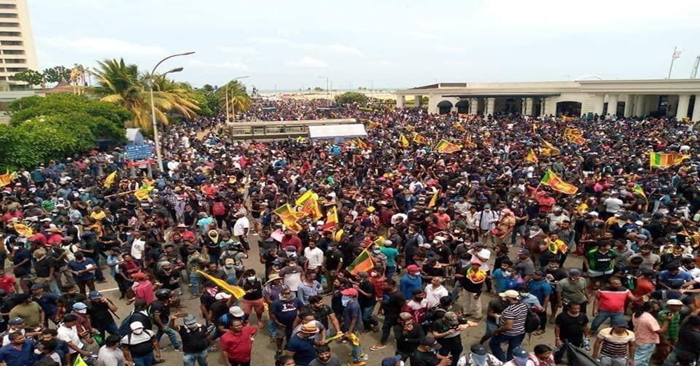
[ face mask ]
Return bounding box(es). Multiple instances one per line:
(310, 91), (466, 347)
(471, 354), (487, 365)
(132, 329), (144, 335)
(34, 349), (42, 355)
(225, 264), (233, 269)
(341, 296), (352, 306)
(514, 357), (530, 366)
(186, 323), (198, 330)
(373, 250), (381, 254)
(461, 260), (469, 266)
(247, 276), (256, 282)
(77, 309), (87, 314)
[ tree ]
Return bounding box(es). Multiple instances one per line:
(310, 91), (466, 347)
(217, 80), (251, 117)
(12, 69), (43, 87)
(314, 86), (324, 92)
(335, 91), (368, 105)
(43, 66), (71, 84)
(8, 93), (131, 127)
(89, 58), (202, 132)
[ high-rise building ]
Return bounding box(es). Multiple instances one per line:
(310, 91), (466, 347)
(0, 0), (37, 88)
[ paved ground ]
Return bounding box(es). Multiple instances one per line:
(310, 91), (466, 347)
(67, 234), (585, 366)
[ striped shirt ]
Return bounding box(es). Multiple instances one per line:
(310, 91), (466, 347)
(597, 328), (635, 358)
(499, 303), (528, 337)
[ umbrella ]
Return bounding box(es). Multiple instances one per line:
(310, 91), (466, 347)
(565, 343), (602, 366)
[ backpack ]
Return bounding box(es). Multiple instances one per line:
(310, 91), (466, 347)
(524, 308), (541, 334)
(212, 202), (226, 216)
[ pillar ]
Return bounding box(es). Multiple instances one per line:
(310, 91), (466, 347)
(693, 95), (700, 122)
(397, 95), (405, 109)
(485, 98), (495, 115)
(633, 95), (645, 117)
(677, 94), (691, 120)
(623, 95), (633, 117)
(469, 98), (478, 115)
(414, 95), (422, 108)
(607, 94), (619, 116)
(540, 98), (546, 117)
(525, 98), (534, 115)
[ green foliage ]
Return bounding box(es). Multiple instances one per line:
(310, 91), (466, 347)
(13, 69), (44, 86)
(192, 89), (220, 117)
(335, 91), (368, 105)
(314, 87), (324, 92)
(43, 66), (71, 83)
(0, 93), (129, 169)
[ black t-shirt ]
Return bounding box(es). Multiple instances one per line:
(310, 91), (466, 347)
(88, 300), (114, 325)
(358, 280), (377, 308)
(555, 311), (589, 342)
(156, 270), (181, 290)
(430, 319), (461, 347)
(325, 250), (344, 271)
(243, 280), (263, 300)
(34, 256), (56, 278)
(209, 300), (229, 322)
(487, 298), (507, 323)
(199, 292), (216, 310)
(674, 326), (700, 358)
(383, 290), (406, 321)
(410, 349), (440, 366)
(150, 300), (170, 328)
(58, 293), (86, 312)
(312, 304), (333, 330)
(177, 325), (210, 353)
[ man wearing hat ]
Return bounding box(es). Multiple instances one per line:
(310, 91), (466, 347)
(173, 314), (213, 366)
(409, 336), (449, 366)
(341, 288), (367, 365)
(504, 347), (534, 366)
(456, 343), (502, 366)
(285, 323), (319, 366)
(121, 320), (161, 366)
(87, 291), (119, 341)
(31, 283), (59, 327)
(489, 290), (528, 362)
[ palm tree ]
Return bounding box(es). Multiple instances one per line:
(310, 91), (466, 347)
(90, 58), (201, 132)
(218, 80), (252, 120)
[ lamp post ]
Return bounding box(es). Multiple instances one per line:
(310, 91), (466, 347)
(224, 75), (249, 122)
(149, 51), (195, 172)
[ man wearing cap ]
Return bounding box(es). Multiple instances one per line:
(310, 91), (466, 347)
(31, 284), (59, 327)
(340, 288), (366, 365)
(87, 291), (119, 341)
(592, 318), (635, 366)
(400, 265), (423, 300)
(121, 320), (161, 366)
(456, 343), (502, 366)
(409, 336), (450, 366)
(503, 347), (534, 366)
(285, 323), (320, 366)
(489, 290), (528, 362)
(431, 311), (476, 366)
(171, 314), (211, 366)
(129, 272), (155, 305)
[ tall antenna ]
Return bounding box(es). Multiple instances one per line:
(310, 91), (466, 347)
(691, 56), (700, 79)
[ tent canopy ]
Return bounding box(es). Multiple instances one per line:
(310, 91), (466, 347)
(125, 128), (145, 145)
(308, 124), (367, 141)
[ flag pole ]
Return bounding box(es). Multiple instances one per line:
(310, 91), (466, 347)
(668, 46), (678, 79)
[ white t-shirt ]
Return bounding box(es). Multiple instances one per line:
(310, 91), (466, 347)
(131, 239), (145, 260)
(424, 284), (449, 308)
(604, 198), (624, 213)
(469, 248), (491, 271)
(57, 325), (83, 353)
(304, 247), (324, 270)
(98, 345), (126, 366)
(233, 217), (250, 236)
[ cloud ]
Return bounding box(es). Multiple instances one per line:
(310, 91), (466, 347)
(434, 45), (465, 54)
(407, 31), (436, 40)
(218, 46), (260, 56)
(285, 56), (329, 69)
(328, 43), (364, 57)
(37, 36), (167, 56)
(188, 59), (250, 71)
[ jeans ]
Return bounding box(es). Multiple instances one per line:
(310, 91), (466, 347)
(267, 319), (277, 337)
(133, 353), (155, 366)
(48, 278), (61, 296)
(600, 356), (627, 366)
(361, 306), (378, 330)
(634, 343), (655, 366)
(183, 350), (208, 366)
(190, 273), (201, 297)
(386, 266), (396, 279)
(96, 321), (119, 340)
(380, 318), (398, 344)
(350, 334), (362, 362)
(439, 344), (463, 366)
(489, 333), (525, 361)
(591, 310), (624, 332)
(156, 327), (182, 349)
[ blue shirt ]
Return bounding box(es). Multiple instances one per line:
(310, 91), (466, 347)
(659, 270), (692, 289)
(492, 269), (508, 293)
(271, 298), (304, 327)
(33, 293), (59, 317)
(285, 334), (316, 366)
(528, 279), (552, 305)
(0, 339), (35, 366)
(399, 274), (422, 300)
(342, 300), (362, 333)
(67, 258), (97, 281)
(380, 247), (399, 267)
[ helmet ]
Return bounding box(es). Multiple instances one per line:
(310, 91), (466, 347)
(155, 289), (171, 301)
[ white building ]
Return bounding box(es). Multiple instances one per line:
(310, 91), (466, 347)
(0, 0), (38, 87)
(396, 79), (700, 121)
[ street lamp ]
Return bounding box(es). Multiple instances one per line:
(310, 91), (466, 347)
(225, 75), (249, 123)
(149, 51), (195, 172)
(318, 76), (330, 105)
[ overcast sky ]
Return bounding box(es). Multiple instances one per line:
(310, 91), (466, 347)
(30, 0), (700, 91)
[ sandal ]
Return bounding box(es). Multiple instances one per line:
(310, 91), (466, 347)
(369, 345), (387, 351)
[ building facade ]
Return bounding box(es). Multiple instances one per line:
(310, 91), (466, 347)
(396, 79), (700, 121)
(0, 0), (37, 88)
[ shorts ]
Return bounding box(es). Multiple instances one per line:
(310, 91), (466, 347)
(273, 323), (287, 339)
(242, 298), (265, 314)
(588, 269), (613, 280)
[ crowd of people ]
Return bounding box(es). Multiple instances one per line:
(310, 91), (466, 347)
(1, 96), (700, 366)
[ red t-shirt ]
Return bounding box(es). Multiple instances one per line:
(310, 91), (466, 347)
(220, 326), (257, 362)
(133, 281), (155, 304)
(29, 233), (48, 247)
(633, 278), (655, 304)
(281, 235), (302, 252)
(598, 289), (631, 312)
(0, 274), (17, 294)
(47, 233), (63, 245)
(3, 212), (22, 223)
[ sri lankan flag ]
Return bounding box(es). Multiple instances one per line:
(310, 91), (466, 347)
(134, 184), (153, 201)
(649, 152), (689, 168)
(0, 170), (17, 188)
(413, 133), (428, 145)
(399, 133), (410, 148)
(367, 120), (378, 129)
(354, 138), (369, 150)
(348, 249), (374, 275)
(541, 140), (560, 156)
(453, 122), (467, 132)
(434, 140), (462, 153)
(13, 223), (33, 237)
(322, 206), (339, 230)
(632, 184), (647, 202)
(274, 203), (302, 231)
(540, 169), (578, 195)
(525, 149), (538, 164)
(103, 171), (117, 189)
(466, 267), (487, 284)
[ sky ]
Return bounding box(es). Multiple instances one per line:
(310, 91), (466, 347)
(29, 0), (700, 91)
